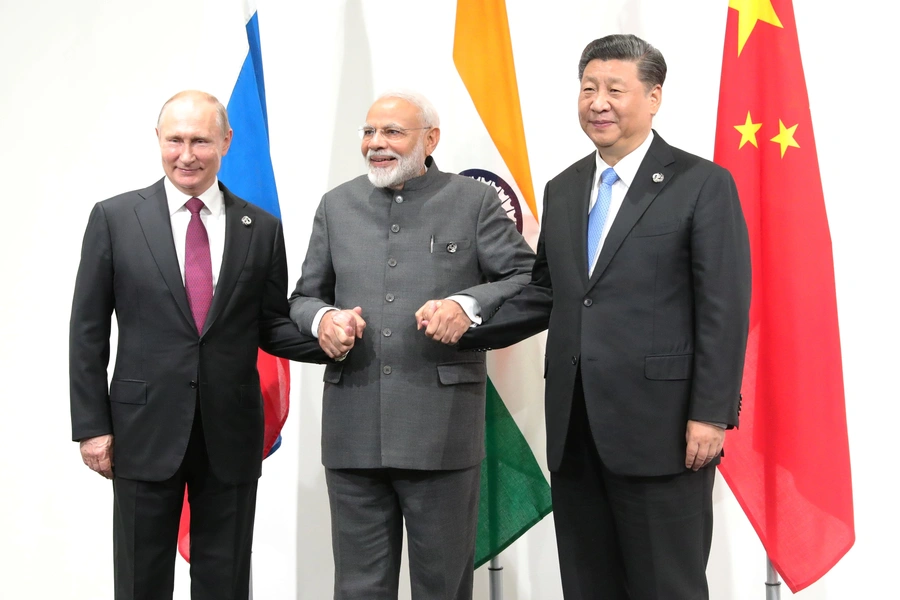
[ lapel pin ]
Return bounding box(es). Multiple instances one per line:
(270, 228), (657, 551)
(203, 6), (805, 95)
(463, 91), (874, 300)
(652, 173), (664, 183)
(241, 216), (252, 226)
(447, 242), (458, 253)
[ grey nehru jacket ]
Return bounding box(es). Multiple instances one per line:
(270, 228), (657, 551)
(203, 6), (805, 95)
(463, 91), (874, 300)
(290, 158), (534, 471)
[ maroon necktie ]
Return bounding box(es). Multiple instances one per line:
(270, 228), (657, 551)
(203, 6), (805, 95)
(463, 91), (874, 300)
(184, 197), (213, 334)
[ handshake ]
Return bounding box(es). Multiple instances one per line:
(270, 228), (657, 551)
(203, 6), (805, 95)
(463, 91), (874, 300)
(316, 299), (471, 360)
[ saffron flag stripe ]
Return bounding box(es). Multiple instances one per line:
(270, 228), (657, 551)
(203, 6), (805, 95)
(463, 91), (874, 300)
(714, 0), (854, 592)
(177, 8), (290, 563)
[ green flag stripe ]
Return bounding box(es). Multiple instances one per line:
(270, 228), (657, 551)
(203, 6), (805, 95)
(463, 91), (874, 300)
(475, 376), (553, 568)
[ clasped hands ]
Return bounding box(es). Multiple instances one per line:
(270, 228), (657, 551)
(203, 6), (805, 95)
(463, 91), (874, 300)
(317, 300), (471, 359)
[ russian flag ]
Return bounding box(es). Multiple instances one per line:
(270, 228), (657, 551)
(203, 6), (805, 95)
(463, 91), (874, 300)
(177, 2), (289, 563)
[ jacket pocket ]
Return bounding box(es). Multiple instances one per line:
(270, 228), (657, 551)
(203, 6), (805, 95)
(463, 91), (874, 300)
(437, 361), (486, 385)
(632, 219), (680, 237)
(323, 363), (344, 384)
(644, 354), (693, 380)
(110, 380), (147, 405)
(433, 238), (472, 253)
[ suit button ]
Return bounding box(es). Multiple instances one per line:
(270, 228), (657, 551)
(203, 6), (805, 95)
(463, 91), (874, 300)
(190, 381), (198, 389)
(385, 293), (394, 302)
(571, 356), (577, 365)
(583, 298), (593, 307)
(383, 366), (392, 375)
(391, 224), (400, 233)
(388, 258), (397, 267)
(383, 328), (392, 337)
(395, 195), (404, 204)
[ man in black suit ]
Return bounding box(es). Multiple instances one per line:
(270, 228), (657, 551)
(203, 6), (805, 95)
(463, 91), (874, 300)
(69, 90), (326, 600)
(456, 35), (751, 599)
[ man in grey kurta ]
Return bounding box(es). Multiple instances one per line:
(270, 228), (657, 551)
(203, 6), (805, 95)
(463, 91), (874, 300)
(289, 91), (534, 599)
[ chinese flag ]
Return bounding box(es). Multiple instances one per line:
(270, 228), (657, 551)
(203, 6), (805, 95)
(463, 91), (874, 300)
(714, 0), (854, 592)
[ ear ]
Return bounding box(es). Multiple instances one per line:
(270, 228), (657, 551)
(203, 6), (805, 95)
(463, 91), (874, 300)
(648, 85), (662, 117)
(221, 128), (234, 155)
(424, 127), (440, 156)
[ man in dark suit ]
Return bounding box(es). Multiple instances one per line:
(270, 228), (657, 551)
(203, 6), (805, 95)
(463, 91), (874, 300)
(455, 35), (751, 599)
(289, 90), (534, 599)
(69, 90), (326, 600)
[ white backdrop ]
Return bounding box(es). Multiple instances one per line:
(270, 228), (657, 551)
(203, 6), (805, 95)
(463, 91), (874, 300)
(1, 0), (897, 598)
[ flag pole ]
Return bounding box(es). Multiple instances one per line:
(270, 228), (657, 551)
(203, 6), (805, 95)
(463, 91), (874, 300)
(765, 556), (781, 599)
(489, 556), (503, 600)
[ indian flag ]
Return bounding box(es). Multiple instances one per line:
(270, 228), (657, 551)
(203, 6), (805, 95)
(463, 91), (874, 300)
(451, 0), (552, 568)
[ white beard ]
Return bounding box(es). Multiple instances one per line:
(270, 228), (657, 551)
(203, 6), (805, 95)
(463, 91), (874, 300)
(366, 141), (426, 188)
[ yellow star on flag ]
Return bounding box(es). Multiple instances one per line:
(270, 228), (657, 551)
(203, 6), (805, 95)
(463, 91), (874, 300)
(735, 111), (763, 149)
(729, 0), (783, 55)
(770, 120), (800, 157)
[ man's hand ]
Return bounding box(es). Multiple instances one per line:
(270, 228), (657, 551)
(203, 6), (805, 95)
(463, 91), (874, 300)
(684, 420), (725, 471)
(80, 434), (114, 479)
(318, 307), (366, 359)
(415, 299), (472, 344)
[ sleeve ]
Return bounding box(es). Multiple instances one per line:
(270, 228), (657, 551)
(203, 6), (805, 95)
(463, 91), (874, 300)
(450, 184), (535, 316)
(257, 218), (329, 363)
(687, 166), (752, 427)
(457, 182), (554, 351)
(288, 195), (336, 336)
(69, 203), (115, 441)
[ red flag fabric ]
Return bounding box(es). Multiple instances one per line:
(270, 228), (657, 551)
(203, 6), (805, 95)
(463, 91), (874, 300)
(714, 0), (854, 592)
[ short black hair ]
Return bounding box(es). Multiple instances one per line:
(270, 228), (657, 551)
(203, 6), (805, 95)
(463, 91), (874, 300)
(578, 34), (667, 90)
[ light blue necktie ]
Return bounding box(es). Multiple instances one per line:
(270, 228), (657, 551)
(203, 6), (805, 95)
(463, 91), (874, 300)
(587, 167), (618, 273)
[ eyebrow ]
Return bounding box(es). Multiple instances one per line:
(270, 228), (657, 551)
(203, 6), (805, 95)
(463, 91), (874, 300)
(363, 122), (410, 129)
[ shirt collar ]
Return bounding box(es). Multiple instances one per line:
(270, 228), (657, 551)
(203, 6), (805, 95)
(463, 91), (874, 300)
(594, 130), (655, 189)
(164, 177), (225, 216)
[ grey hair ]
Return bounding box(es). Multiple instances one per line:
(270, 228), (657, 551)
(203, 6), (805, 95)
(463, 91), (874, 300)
(578, 34), (667, 90)
(157, 90), (230, 136)
(375, 89), (441, 128)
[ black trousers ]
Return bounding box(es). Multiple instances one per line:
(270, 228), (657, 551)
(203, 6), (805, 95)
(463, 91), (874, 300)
(551, 373), (715, 600)
(112, 403), (258, 600)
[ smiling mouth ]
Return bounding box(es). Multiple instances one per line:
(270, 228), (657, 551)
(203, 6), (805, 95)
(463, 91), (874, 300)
(368, 156), (396, 168)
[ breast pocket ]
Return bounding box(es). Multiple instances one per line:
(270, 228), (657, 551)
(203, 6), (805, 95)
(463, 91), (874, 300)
(433, 238), (472, 255)
(631, 220), (680, 238)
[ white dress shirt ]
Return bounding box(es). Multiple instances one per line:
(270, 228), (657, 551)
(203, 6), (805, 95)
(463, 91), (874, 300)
(164, 177), (226, 291)
(588, 131), (655, 276)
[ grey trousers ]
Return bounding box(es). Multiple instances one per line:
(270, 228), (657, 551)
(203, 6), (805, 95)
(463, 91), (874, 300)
(325, 464), (481, 600)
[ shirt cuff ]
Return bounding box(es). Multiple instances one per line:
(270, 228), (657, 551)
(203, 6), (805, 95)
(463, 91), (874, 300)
(311, 306), (338, 339)
(447, 294), (481, 327)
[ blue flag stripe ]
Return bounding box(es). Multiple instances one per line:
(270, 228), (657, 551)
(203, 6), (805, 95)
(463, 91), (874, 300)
(219, 12), (280, 218)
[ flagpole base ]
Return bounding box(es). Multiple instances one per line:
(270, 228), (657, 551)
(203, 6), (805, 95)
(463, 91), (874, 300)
(489, 557), (503, 600)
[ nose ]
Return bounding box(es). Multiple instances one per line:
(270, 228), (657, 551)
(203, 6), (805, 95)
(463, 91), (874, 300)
(179, 143), (195, 164)
(590, 92), (610, 112)
(367, 130), (388, 149)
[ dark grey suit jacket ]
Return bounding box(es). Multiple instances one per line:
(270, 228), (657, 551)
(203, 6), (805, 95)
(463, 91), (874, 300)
(459, 133), (751, 476)
(70, 179), (326, 484)
(289, 159), (535, 471)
